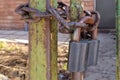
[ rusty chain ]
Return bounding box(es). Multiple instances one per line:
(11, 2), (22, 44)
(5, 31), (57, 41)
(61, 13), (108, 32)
(15, 3), (52, 23)
(15, 3), (100, 34)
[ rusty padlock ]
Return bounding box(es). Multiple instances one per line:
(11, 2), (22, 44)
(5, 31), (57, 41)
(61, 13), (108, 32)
(67, 19), (88, 72)
(87, 39), (100, 66)
(68, 40), (88, 72)
(87, 11), (100, 66)
(82, 11), (100, 66)
(68, 39), (100, 72)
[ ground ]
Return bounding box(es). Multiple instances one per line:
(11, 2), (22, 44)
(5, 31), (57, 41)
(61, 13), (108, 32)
(0, 32), (116, 80)
(0, 42), (70, 80)
(0, 42), (28, 80)
(58, 32), (116, 80)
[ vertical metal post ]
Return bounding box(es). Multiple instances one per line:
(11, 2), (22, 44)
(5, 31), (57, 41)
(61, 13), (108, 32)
(70, 0), (84, 80)
(116, 0), (120, 80)
(29, 0), (57, 80)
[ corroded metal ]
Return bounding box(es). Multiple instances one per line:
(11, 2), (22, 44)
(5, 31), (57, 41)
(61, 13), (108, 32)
(15, 3), (100, 34)
(87, 40), (100, 66)
(116, 0), (120, 80)
(68, 41), (88, 72)
(69, 0), (100, 80)
(15, 4), (52, 23)
(72, 72), (84, 80)
(69, 0), (84, 79)
(28, 0), (58, 80)
(15, 1), (100, 80)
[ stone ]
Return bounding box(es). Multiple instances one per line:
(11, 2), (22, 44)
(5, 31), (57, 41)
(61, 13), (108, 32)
(0, 74), (9, 80)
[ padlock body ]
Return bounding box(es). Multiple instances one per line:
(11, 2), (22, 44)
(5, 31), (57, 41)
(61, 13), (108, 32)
(68, 41), (88, 72)
(87, 40), (100, 66)
(67, 40), (100, 72)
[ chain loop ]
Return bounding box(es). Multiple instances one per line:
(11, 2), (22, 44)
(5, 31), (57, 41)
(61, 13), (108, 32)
(15, 3), (100, 34)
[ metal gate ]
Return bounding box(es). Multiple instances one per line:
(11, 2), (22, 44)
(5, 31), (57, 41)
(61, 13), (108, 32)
(96, 0), (115, 29)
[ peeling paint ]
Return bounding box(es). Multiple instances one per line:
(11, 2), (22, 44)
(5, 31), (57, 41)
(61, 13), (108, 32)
(29, 0), (57, 80)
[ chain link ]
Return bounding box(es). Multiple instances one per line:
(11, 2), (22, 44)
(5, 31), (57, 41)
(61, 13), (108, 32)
(15, 3), (100, 35)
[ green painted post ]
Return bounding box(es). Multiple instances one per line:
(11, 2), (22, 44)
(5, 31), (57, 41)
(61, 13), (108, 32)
(116, 0), (120, 80)
(70, 0), (84, 80)
(70, 0), (83, 21)
(29, 0), (57, 80)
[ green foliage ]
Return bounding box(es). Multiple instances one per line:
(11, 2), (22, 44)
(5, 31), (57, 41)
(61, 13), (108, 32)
(0, 41), (19, 52)
(62, 63), (67, 70)
(0, 42), (6, 49)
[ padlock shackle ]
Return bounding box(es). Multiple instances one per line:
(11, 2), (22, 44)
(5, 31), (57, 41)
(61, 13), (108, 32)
(73, 28), (81, 41)
(91, 11), (100, 39)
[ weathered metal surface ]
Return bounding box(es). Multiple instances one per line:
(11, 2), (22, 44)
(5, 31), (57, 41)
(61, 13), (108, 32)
(70, 0), (83, 21)
(68, 39), (99, 72)
(87, 40), (100, 66)
(71, 72), (84, 80)
(49, 1), (58, 80)
(116, 0), (120, 80)
(29, 0), (57, 80)
(70, 0), (85, 80)
(68, 41), (88, 72)
(15, 3), (100, 34)
(15, 0), (100, 80)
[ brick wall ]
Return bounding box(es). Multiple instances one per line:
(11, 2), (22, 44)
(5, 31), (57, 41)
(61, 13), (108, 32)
(82, 0), (94, 11)
(0, 0), (27, 30)
(0, 0), (94, 30)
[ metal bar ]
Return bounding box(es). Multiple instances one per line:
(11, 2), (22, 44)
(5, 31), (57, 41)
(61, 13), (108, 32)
(116, 0), (120, 80)
(49, 0), (58, 80)
(72, 72), (84, 80)
(29, 0), (57, 80)
(70, 0), (84, 80)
